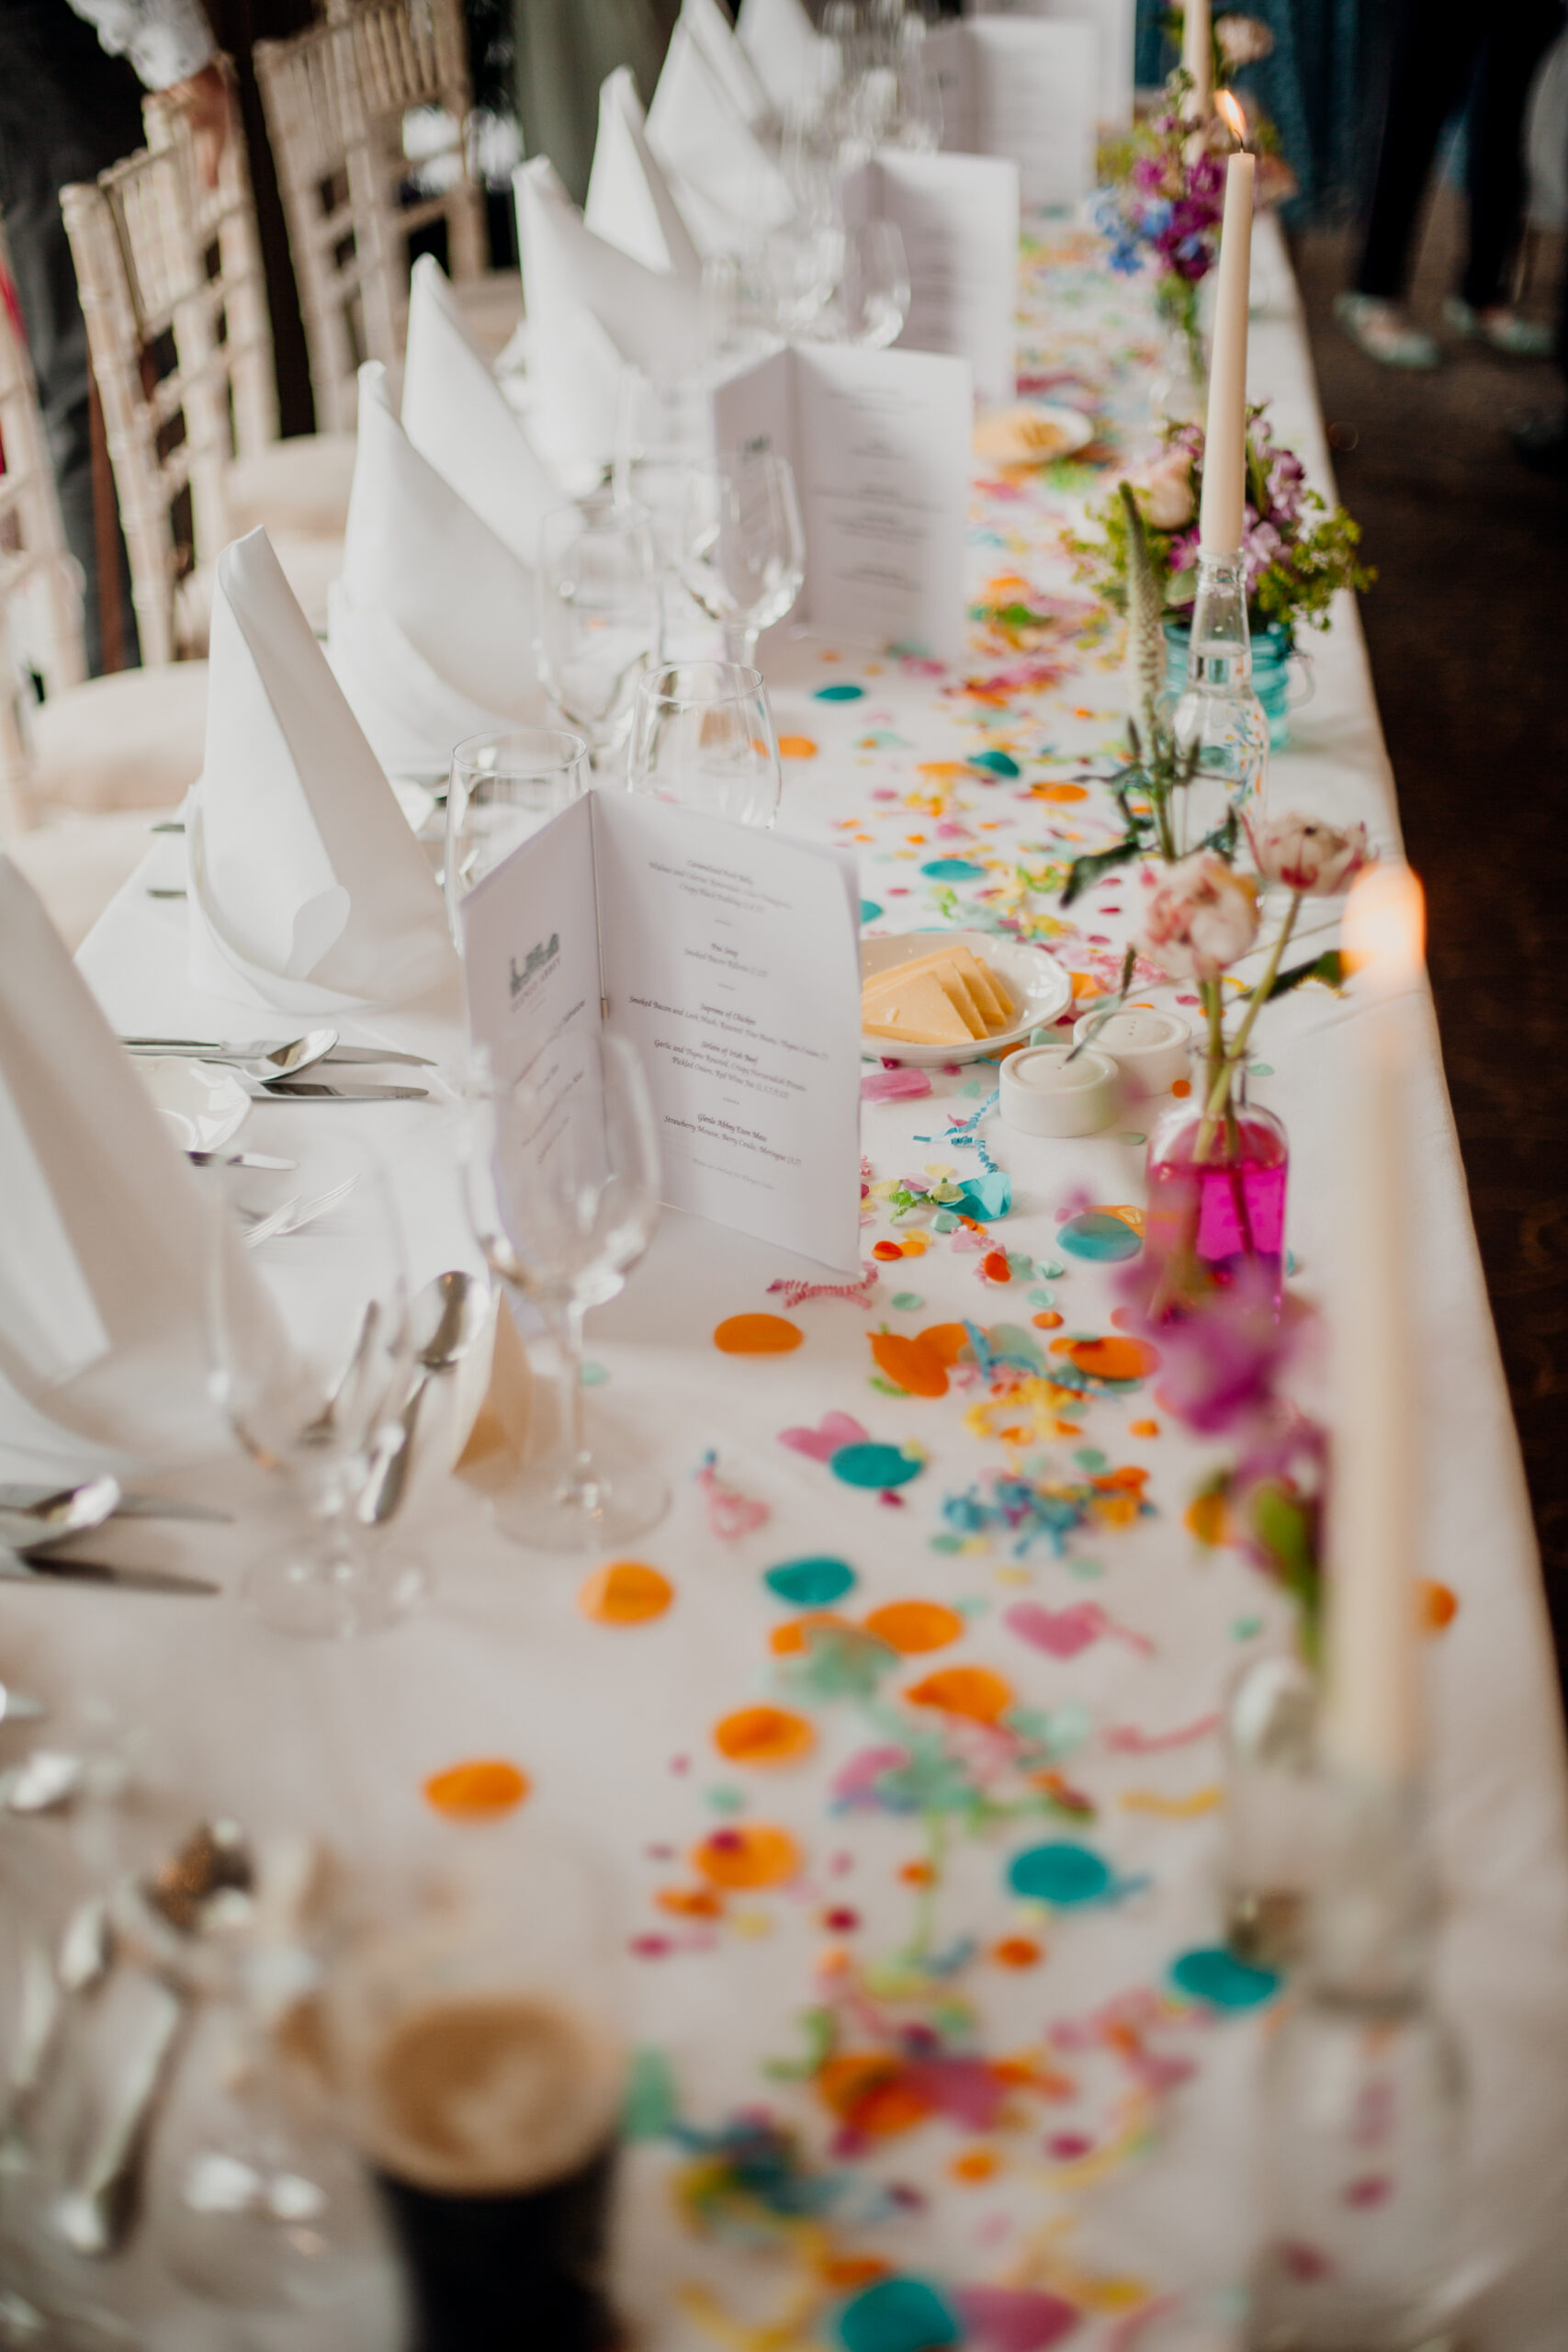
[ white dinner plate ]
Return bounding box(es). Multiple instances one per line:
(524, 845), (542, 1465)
(133, 1057), (251, 1153)
(861, 929), (1074, 1067)
(973, 401), (1096, 468)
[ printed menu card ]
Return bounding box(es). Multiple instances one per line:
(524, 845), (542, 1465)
(459, 792), (863, 1270)
(840, 152), (1020, 406)
(925, 18), (1097, 209)
(711, 342), (972, 664)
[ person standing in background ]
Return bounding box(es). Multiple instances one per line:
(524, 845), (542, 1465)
(512, 0), (678, 207)
(1337, 0), (1563, 370)
(0, 0), (229, 672)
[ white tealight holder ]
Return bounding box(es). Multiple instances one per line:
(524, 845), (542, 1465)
(999, 1044), (1120, 1137)
(1074, 1007), (1192, 1095)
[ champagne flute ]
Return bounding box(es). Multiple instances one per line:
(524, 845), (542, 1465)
(628, 662), (783, 830)
(536, 496), (662, 775)
(680, 453), (806, 669)
(444, 728), (589, 944)
(463, 1030), (665, 1552)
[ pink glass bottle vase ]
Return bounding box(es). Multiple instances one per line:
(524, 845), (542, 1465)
(1144, 1084), (1289, 1315)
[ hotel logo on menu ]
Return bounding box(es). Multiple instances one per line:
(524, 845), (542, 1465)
(509, 932), (559, 1000)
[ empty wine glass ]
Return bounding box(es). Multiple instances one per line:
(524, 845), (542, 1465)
(536, 496), (662, 775)
(681, 453), (806, 669)
(444, 728), (589, 944)
(613, 370), (710, 564)
(205, 1140), (423, 1638)
(826, 219), (910, 348)
(463, 1031), (665, 1552)
(891, 13), (942, 150)
(628, 662), (783, 830)
(762, 220), (844, 337)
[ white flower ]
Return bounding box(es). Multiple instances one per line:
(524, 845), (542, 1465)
(1243, 812), (1371, 896)
(1139, 851), (1259, 979)
(1216, 15), (1275, 66)
(1135, 448), (1196, 531)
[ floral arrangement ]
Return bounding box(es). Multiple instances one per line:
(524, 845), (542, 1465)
(1065, 406), (1373, 639)
(1093, 78), (1228, 379)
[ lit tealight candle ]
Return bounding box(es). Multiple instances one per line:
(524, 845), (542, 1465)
(999, 1045), (1120, 1138)
(1323, 865), (1427, 1786)
(1072, 1008), (1191, 1096)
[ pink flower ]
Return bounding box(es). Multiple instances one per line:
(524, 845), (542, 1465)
(1138, 852), (1258, 980)
(1134, 447), (1195, 530)
(1216, 13), (1275, 65)
(1243, 813), (1371, 896)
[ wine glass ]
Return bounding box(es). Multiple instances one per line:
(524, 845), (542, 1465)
(680, 453), (806, 669)
(536, 496), (662, 775)
(628, 662), (783, 830)
(462, 1030), (665, 1552)
(444, 728), (589, 944)
(613, 370), (710, 564)
(205, 1139), (423, 1638)
(826, 219), (910, 348)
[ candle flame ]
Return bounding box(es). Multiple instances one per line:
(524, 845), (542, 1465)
(1215, 90), (1247, 144)
(1342, 864), (1426, 991)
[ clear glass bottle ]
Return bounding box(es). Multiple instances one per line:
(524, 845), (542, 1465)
(1247, 1778), (1465, 2352)
(1144, 1075), (1289, 1317)
(1171, 548), (1269, 852)
(1223, 1647), (1320, 1970)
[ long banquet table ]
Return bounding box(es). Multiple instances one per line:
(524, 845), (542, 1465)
(7, 216), (1568, 2349)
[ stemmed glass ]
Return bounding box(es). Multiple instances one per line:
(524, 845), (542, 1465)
(680, 453), (806, 669)
(536, 496), (662, 775)
(628, 662), (783, 830)
(205, 1139), (423, 1638)
(463, 1030), (665, 1552)
(824, 220), (910, 347)
(762, 221), (844, 337)
(444, 728), (589, 944)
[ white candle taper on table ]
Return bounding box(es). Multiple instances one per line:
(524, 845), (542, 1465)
(1198, 138), (1255, 557)
(1182, 0), (1212, 114)
(1323, 865), (1427, 1783)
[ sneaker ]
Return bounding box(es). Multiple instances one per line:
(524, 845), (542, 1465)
(1334, 292), (1440, 370)
(1508, 412), (1568, 478)
(1444, 297), (1557, 358)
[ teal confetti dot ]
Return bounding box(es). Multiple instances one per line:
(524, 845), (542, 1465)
(932, 1210), (959, 1233)
(1232, 1614), (1264, 1640)
(957, 1079), (984, 1099)
(815, 682), (864, 701)
(1117, 1131), (1146, 1146)
(1005, 1252), (1034, 1278)
(959, 1170), (1012, 1220)
(1286, 1250), (1299, 1275)
(1028, 1287), (1055, 1308)
(1058, 1212), (1141, 1262)
(1248, 1062), (1273, 1077)
(705, 1784), (747, 1815)
(830, 1442), (923, 1489)
(929, 1533), (964, 1554)
(839, 2279), (961, 2352)
(1009, 1841), (1113, 1906)
(1170, 1947), (1280, 2011)
(1038, 1259), (1066, 1279)
(891, 1291), (924, 1311)
(920, 858), (987, 881)
(1067, 1557), (1105, 1580)
(1073, 1448), (1108, 1472)
(580, 1361), (610, 1385)
(860, 899), (883, 925)
(765, 1557), (857, 1608)
(968, 749), (1020, 776)
(953, 1594), (989, 1617)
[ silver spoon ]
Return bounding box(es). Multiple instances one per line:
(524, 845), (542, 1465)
(0, 1478), (120, 1554)
(357, 1271), (487, 1525)
(122, 1029), (339, 1075)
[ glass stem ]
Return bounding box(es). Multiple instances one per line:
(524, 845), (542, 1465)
(556, 1299), (592, 1497)
(723, 622), (760, 667)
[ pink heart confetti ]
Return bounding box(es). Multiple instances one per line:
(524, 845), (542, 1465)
(1006, 1600), (1156, 1658)
(778, 1410), (869, 1463)
(862, 1067), (934, 1102)
(952, 2287), (1081, 2352)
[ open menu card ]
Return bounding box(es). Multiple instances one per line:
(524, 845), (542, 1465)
(840, 152), (1019, 407)
(712, 342), (971, 664)
(459, 792), (863, 1271)
(969, 0), (1134, 133)
(926, 19), (1097, 209)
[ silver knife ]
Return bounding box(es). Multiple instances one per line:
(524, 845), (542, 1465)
(0, 1551), (219, 1596)
(121, 1037), (435, 1068)
(0, 1487), (231, 1525)
(250, 1080), (430, 1103)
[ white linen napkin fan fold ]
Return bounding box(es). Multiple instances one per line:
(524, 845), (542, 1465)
(584, 67), (705, 282)
(401, 254), (562, 571)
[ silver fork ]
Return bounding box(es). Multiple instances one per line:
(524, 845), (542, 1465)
(241, 1175), (357, 1250)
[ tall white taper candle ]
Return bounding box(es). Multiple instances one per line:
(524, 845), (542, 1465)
(1182, 0), (1212, 115)
(1322, 866), (1427, 1783)
(1197, 149), (1255, 557)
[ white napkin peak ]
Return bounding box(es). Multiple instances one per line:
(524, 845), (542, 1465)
(402, 255), (562, 571)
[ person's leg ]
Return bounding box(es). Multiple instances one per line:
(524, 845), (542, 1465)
(1355, 0), (1477, 300)
(1461, 0), (1564, 311)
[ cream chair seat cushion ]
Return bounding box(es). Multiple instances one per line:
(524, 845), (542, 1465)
(178, 532), (343, 654)
(224, 430), (359, 540)
(7, 808), (179, 952)
(452, 268), (525, 360)
(28, 660), (209, 815)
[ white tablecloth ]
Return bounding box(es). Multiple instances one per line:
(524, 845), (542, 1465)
(5, 218), (1566, 2350)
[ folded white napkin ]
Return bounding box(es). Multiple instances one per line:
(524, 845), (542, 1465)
(737, 0), (825, 114)
(680, 0), (773, 128)
(329, 363), (547, 775)
(647, 15), (796, 251)
(515, 157), (705, 383)
(584, 66), (704, 282)
(402, 255), (562, 571)
(189, 526), (459, 1014)
(0, 855), (278, 1460)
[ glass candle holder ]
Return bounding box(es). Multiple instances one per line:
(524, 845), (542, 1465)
(1169, 548), (1269, 849)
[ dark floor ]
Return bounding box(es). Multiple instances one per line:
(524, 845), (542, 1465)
(1291, 195), (1568, 1695)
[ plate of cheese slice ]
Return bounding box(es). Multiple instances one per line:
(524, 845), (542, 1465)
(861, 930), (1074, 1066)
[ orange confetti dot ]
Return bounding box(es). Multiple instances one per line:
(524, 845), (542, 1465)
(899, 1231), (930, 1257)
(982, 1250), (1011, 1283)
(906, 1665), (1014, 1723)
(1170, 1078), (1192, 1098)
(656, 1886), (725, 1917)
(1184, 1490), (1235, 1548)
(917, 1322), (973, 1364)
(1071, 707), (1094, 720)
(1421, 1579), (1459, 1632)
(578, 1559), (674, 1624)
(1032, 1309), (1065, 1329)
(770, 1611), (863, 1656)
(692, 1823), (801, 1890)
(822, 2256), (891, 2290)
(951, 2149), (998, 2183)
(871, 1331), (950, 1397)
(992, 1936), (1043, 1969)
(1067, 1335), (1162, 1383)
(1068, 971), (1099, 1000)
(714, 1705), (817, 1768)
(863, 1600), (965, 1654)
(899, 1859), (934, 1886)
(1030, 782), (1089, 804)
(1130, 1418), (1160, 1438)
(818, 2054), (932, 2136)
(423, 1759), (530, 1819)
(713, 1313), (803, 1354)
(873, 1240), (904, 1261)
(777, 735), (818, 758)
